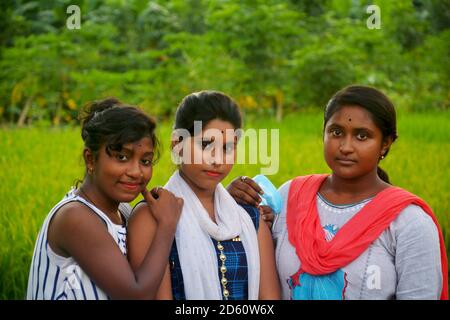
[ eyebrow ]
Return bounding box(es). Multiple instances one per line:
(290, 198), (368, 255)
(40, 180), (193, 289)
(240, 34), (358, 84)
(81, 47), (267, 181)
(119, 146), (154, 155)
(328, 122), (371, 129)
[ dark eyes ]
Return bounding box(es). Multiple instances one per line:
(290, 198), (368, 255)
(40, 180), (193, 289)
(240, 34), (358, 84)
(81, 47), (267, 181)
(201, 141), (213, 150)
(116, 154), (128, 161)
(224, 143), (235, 154)
(200, 141), (235, 153)
(116, 154), (153, 166)
(141, 159), (153, 166)
(329, 129), (368, 140)
(356, 133), (368, 140)
(330, 129), (342, 136)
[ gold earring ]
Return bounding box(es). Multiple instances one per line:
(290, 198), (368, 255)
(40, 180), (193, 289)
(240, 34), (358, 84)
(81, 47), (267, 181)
(88, 167), (93, 175)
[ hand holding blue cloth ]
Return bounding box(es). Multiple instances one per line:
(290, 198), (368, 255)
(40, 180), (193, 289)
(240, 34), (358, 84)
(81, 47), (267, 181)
(252, 175), (283, 215)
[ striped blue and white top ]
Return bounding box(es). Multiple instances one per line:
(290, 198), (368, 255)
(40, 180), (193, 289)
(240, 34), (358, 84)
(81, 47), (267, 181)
(26, 188), (128, 300)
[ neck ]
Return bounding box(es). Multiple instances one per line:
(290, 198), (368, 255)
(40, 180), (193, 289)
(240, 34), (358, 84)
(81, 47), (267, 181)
(179, 170), (215, 200)
(326, 169), (388, 200)
(78, 179), (121, 222)
(179, 170), (216, 219)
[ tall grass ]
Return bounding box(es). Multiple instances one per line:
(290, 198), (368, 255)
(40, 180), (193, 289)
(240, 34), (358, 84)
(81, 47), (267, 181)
(1, 110), (449, 299)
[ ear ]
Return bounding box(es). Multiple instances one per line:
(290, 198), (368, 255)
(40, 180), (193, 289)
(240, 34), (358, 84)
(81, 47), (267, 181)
(171, 138), (184, 157)
(83, 148), (95, 172)
(233, 137), (238, 162)
(381, 136), (393, 156)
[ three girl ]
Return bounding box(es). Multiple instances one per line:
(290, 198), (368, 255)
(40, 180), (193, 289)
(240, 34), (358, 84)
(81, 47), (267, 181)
(28, 85), (447, 300)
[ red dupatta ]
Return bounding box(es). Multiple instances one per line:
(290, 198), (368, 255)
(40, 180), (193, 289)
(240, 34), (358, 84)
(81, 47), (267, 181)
(286, 174), (448, 300)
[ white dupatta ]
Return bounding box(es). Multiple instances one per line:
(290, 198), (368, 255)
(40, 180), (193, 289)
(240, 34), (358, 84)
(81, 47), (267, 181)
(165, 171), (260, 299)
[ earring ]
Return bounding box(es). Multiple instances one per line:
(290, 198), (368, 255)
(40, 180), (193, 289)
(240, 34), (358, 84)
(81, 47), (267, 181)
(380, 155), (385, 160)
(88, 167), (93, 175)
(171, 151), (182, 165)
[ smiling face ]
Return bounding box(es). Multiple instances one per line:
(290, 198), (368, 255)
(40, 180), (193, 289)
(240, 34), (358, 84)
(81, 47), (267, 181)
(323, 105), (392, 180)
(88, 136), (154, 203)
(176, 119), (237, 195)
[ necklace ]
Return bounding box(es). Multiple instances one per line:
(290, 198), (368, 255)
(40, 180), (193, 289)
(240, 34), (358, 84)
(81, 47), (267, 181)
(216, 241), (229, 300)
(78, 187), (123, 226)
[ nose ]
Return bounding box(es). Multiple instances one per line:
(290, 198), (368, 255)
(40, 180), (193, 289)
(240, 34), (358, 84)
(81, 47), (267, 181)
(126, 160), (143, 179)
(339, 135), (354, 155)
(205, 148), (222, 166)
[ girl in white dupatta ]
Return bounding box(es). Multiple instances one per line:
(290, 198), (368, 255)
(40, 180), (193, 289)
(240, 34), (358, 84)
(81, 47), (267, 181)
(128, 91), (280, 300)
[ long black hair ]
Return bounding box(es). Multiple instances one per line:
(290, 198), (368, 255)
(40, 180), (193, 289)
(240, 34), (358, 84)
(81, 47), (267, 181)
(324, 85), (398, 184)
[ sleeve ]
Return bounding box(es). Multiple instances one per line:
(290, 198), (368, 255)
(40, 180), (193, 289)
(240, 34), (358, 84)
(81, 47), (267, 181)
(393, 205), (443, 300)
(118, 202), (133, 221)
(239, 204), (260, 231)
(272, 180), (291, 245)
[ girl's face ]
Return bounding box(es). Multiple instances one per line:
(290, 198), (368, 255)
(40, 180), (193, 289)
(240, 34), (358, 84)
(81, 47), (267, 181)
(177, 119), (237, 194)
(89, 136), (154, 203)
(323, 105), (391, 180)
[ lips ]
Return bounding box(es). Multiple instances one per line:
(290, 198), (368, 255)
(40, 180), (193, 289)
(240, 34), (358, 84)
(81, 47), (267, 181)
(335, 158), (357, 165)
(118, 182), (142, 191)
(204, 170), (222, 178)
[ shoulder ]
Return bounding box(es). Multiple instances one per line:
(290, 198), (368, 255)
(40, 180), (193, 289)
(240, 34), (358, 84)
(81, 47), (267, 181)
(394, 204), (437, 229)
(278, 180), (293, 202)
(47, 201), (111, 256)
(239, 204), (259, 230)
(390, 204), (439, 242)
(128, 201), (157, 232)
(272, 180), (292, 235)
(50, 201), (106, 232)
(277, 175), (321, 200)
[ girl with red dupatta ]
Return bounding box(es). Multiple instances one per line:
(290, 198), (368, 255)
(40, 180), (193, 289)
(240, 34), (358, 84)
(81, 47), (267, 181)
(228, 85), (448, 300)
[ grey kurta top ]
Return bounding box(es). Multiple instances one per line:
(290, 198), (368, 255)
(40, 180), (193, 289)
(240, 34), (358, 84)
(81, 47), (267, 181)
(272, 180), (443, 300)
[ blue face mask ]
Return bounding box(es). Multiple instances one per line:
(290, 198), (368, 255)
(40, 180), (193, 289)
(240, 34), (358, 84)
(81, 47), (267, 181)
(253, 175), (283, 215)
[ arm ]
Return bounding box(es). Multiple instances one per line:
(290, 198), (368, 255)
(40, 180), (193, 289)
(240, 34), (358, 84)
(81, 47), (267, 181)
(257, 214), (281, 299)
(395, 205), (443, 299)
(48, 188), (182, 300)
(127, 202), (174, 299)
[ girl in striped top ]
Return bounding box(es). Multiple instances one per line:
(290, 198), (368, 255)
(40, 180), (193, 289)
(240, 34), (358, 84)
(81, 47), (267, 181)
(27, 98), (183, 300)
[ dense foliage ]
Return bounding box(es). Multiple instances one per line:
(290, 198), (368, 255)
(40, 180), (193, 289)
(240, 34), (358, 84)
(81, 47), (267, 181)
(0, 0), (449, 125)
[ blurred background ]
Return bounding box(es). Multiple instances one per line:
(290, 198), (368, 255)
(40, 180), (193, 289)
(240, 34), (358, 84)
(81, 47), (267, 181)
(0, 0), (449, 299)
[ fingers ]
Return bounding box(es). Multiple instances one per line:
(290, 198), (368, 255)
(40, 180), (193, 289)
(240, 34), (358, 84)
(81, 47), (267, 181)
(141, 186), (163, 204)
(241, 177), (264, 196)
(233, 182), (262, 206)
(259, 206), (275, 225)
(261, 213), (275, 223)
(227, 176), (264, 206)
(232, 188), (260, 206)
(150, 186), (163, 199)
(259, 205), (273, 215)
(141, 187), (156, 205)
(259, 206), (274, 228)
